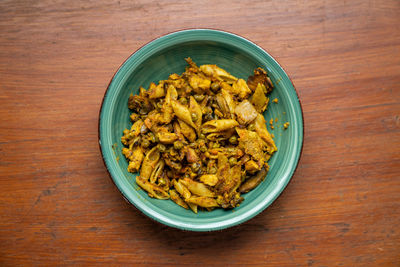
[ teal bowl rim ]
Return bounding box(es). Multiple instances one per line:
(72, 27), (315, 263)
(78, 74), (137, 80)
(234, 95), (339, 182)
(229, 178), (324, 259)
(99, 28), (304, 231)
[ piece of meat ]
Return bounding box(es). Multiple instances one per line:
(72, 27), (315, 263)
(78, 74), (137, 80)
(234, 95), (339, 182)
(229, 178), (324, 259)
(235, 100), (258, 125)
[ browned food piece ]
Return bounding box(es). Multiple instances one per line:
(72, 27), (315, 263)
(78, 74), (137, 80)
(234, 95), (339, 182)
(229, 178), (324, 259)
(129, 120), (144, 137)
(216, 165), (242, 196)
(188, 75), (211, 94)
(254, 114), (277, 152)
(246, 67), (273, 93)
(128, 91), (153, 113)
(186, 147), (199, 163)
(199, 64), (238, 84)
(185, 57), (199, 71)
(125, 146), (144, 173)
(143, 111), (160, 132)
(245, 160), (261, 173)
(250, 83), (269, 113)
(164, 158), (182, 171)
(156, 132), (178, 144)
(239, 167), (268, 193)
(199, 174), (219, 186)
(148, 81), (165, 99)
(158, 85), (177, 124)
(217, 192), (243, 209)
(232, 79), (252, 99)
(236, 128), (264, 160)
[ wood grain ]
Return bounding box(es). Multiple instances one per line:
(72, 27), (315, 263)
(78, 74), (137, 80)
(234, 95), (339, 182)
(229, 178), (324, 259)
(0, 0), (399, 266)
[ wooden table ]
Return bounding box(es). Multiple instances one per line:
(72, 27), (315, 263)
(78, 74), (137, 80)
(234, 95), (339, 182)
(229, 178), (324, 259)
(1, 0), (399, 266)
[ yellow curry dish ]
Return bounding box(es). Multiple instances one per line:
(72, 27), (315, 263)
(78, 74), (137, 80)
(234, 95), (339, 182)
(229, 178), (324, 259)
(121, 58), (277, 213)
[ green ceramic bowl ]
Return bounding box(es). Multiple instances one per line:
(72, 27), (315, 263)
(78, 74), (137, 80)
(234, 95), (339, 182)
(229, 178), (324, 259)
(99, 29), (303, 231)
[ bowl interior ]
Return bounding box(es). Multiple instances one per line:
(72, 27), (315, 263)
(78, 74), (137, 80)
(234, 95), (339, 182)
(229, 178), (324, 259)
(99, 30), (303, 231)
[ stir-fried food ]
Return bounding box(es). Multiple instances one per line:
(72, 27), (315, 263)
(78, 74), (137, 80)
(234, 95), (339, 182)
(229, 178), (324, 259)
(121, 58), (277, 213)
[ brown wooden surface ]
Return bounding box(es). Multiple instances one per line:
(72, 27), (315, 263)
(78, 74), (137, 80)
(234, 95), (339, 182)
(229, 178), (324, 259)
(0, 0), (399, 266)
